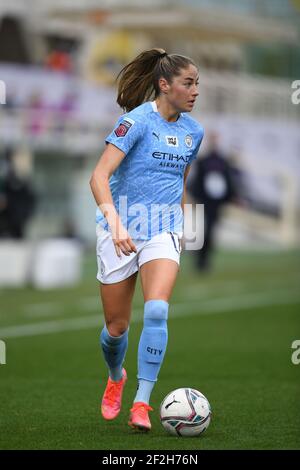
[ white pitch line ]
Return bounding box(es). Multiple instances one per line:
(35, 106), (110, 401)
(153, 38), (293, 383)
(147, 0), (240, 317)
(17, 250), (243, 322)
(23, 302), (65, 318)
(20, 278), (300, 319)
(171, 290), (300, 315)
(23, 298), (100, 318)
(0, 289), (299, 339)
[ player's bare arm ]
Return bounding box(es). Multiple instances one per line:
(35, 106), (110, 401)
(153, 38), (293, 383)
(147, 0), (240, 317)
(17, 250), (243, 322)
(90, 143), (137, 257)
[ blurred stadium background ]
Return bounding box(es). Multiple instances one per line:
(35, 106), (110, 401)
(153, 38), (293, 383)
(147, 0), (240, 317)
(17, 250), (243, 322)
(0, 0), (299, 450)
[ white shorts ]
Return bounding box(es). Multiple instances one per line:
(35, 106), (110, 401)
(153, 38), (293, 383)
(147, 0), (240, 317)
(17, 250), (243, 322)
(96, 226), (182, 284)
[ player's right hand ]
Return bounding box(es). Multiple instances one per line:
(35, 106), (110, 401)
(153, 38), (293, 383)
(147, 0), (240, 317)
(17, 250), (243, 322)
(111, 224), (137, 258)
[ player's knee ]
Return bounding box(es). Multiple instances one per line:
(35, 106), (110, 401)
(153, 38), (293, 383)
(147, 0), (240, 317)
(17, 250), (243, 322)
(105, 319), (129, 337)
(144, 299), (169, 326)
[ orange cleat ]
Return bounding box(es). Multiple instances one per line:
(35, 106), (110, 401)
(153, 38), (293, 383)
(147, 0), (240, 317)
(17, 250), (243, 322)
(128, 401), (153, 431)
(101, 368), (127, 420)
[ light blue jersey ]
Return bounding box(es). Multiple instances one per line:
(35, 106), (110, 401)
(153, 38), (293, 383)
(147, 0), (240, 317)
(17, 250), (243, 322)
(96, 101), (204, 240)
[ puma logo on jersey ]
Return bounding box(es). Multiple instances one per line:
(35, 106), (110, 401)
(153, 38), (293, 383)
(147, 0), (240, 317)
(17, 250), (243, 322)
(165, 136), (178, 147)
(152, 131), (160, 140)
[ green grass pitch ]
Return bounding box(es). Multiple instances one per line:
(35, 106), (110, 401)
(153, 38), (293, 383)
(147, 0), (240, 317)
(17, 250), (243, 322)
(0, 249), (299, 450)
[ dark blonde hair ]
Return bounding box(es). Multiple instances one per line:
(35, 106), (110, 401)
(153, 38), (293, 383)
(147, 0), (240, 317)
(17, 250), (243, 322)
(116, 48), (197, 112)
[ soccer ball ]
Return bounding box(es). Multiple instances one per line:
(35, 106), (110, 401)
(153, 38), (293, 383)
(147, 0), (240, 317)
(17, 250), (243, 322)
(159, 388), (211, 437)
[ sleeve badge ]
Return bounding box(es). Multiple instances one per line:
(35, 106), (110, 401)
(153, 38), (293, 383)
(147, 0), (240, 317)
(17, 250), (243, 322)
(114, 118), (133, 137)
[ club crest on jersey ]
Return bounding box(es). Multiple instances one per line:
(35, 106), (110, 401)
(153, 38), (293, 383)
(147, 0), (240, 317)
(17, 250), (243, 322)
(185, 135), (193, 148)
(114, 118), (134, 137)
(165, 135), (178, 147)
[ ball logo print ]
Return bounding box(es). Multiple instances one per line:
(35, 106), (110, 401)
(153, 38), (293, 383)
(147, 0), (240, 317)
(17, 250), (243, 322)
(160, 388), (211, 436)
(165, 395), (181, 410)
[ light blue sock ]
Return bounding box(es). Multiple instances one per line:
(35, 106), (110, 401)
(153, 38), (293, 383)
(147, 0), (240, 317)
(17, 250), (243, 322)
(134, 379), (155, 405)
(100, 325), (128, 382)
(134, 299), (169, 404)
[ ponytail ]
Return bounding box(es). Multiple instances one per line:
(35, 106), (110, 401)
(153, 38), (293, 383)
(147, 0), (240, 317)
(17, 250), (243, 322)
(116, 48), (196, 112)
(116, 48), (165, 112)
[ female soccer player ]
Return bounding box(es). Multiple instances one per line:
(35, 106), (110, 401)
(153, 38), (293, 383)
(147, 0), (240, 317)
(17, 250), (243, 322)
(90, 48), (204, 431)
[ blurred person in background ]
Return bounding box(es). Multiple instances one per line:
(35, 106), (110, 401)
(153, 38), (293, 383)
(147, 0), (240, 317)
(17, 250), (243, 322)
(188, 132), (236, 272)
(26, 91), (46, 137)
(0, 175), (7, 235)
(0, 147), (35, 239)
(54, 90), (77, 135)
(45, 40), (73, 74)
(227, 145), (250, 209)
(90, 48), (204, 432)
